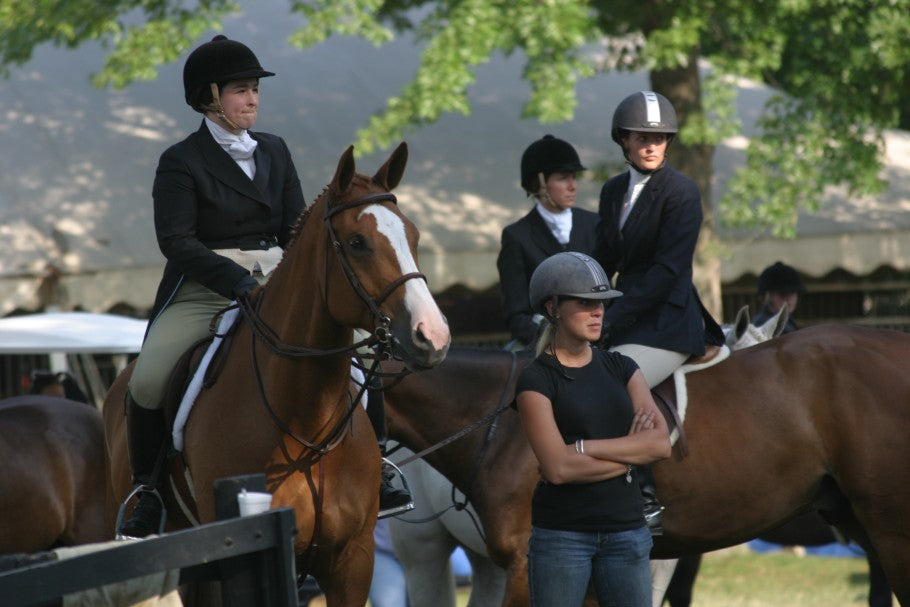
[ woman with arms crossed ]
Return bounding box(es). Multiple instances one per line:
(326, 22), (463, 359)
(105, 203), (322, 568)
(516, 252), (671, 607)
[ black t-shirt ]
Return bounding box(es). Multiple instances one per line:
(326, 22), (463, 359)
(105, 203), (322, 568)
(516, 348), (644, 531)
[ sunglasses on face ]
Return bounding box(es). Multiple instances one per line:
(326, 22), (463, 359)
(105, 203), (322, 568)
(561, 297), (604, 309)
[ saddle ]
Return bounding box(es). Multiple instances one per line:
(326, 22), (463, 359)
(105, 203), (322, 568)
(650, 344), (723, 461)
(133, 326), (237, 527)
(161, 331), (234, 430)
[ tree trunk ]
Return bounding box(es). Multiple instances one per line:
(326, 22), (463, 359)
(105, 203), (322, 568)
(651, 57), (723, 321)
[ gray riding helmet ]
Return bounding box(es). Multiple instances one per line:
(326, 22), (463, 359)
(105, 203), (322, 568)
(529, 252), (622, 318)
(611, 90), (678, 144)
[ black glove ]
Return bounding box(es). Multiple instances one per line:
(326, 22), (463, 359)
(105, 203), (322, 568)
(232, 275), (259, 300)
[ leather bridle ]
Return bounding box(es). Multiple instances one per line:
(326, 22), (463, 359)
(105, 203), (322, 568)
(229, 190), (427, 455)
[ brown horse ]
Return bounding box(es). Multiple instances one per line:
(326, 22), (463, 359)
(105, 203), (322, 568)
(666, 515), (893, 607)
(383, 325), (910, 606)
(0, 396), (108, 554)
(104, 142), (450, 607)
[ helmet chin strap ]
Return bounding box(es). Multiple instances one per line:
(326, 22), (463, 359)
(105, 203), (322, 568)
(206, 82), (241, 133)
(625, 157), (667, 175)
(537, 172), (568, 211)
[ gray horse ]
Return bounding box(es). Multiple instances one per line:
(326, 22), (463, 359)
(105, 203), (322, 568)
(388, 446), (507, 607)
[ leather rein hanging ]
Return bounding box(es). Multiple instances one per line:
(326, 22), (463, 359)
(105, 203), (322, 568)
(391, 351), (518, 468)
(235, 191), (426, 456)
(387, 352), (519, 540)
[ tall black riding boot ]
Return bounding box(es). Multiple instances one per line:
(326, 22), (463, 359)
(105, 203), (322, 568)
(639, 464), (665, 535)
(366, 374), (414, 519)
(118, 396), (168, 538)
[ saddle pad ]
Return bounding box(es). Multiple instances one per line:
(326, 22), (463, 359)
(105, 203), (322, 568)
(668, 344), (731, 446)
(172, 306), (239, 451)
(171, 305), (368, 451)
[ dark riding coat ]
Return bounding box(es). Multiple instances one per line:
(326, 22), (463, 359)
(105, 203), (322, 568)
(497, 207), (599, 346)
(149, 120), (306, 323)
(593, 165), (722, 355)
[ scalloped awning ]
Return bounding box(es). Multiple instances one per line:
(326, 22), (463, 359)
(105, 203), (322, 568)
(2, 4), (908, 316)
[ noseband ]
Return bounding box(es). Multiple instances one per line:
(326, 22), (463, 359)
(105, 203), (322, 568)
(230, 190), (426, 455)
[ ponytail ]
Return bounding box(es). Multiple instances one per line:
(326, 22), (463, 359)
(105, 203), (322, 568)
(534, 320), (555, 358)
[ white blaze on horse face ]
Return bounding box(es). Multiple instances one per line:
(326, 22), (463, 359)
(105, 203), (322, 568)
(360, 206), (451, 353)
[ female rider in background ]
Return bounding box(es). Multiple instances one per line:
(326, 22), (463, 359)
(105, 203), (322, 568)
(497, 134), (599, 350)
(593, 91), (724, 533)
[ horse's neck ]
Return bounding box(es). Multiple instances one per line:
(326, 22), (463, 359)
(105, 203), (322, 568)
(244, 235), (355, 414)
(256, 224), (351, 355)
(387, 351), (528, 490)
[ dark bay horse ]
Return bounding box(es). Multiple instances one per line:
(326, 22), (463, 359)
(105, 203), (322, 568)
(0, 396), (108, 554)
(104, 142), (450, 606)
(665, 514), (893, 607)
(387, 306), (791, 607)
(383, 325), (910, 606)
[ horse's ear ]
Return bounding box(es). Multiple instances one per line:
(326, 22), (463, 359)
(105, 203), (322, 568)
(373, 142), (408, 191)
(770, 303), (791, 338)
(733, 305), (750, 340)
(332, 145), (357, 194)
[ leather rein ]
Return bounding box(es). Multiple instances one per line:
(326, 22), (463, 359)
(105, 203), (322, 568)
(386, 352), (519, 539)
(232, 191), (425, 456)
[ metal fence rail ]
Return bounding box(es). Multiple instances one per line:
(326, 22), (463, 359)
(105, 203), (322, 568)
(0, 507), (298, 607)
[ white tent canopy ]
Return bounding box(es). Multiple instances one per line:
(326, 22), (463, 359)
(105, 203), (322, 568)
(0, 312), (146, 354)
(2, 1), (909, 316)
(0, 311), (147, 405)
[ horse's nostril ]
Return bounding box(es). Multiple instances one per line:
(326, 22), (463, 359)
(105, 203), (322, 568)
(415, 327), (428, 345)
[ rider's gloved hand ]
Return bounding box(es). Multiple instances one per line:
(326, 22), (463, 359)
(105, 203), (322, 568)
(232, 275), (259, 300)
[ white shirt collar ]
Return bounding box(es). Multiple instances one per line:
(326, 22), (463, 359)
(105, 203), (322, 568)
(204, 117), (257, 179)
(204, 117), (257, 160)
(619, 167), (652, 229)
(535, 202), (573, 245)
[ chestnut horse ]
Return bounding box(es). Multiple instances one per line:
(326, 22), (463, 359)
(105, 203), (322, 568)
(0, 396), (108, 554)
(383, 325), (910, 606)
(104, 143), (450, 607)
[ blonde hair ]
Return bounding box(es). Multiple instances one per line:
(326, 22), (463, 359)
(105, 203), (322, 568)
(534, 295), (559, 358)
(533, 320), (556, 358)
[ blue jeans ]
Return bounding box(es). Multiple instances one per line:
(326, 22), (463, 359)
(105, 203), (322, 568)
(369, 548), (409, 607)
(528, 526), (652, 607)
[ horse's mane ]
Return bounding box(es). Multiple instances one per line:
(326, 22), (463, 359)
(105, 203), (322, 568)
(285, 173), (376, 251)
(285, 190), (322, 251)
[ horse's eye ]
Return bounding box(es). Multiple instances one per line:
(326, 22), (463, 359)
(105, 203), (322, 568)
(347, 234), (367, 251)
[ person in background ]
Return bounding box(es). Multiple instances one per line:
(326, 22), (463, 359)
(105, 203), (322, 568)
(753, 261), (804, 333)
(369, 518), (410, 607)
(593, 90), (724, 533)
(497, 135), (599, 350)
(516, 251), (671, 607)
(119, 34), (306, 539)
(28, 369), (89, 403)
